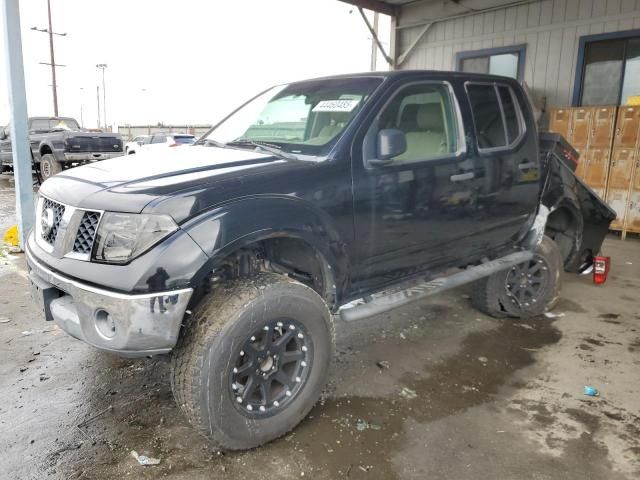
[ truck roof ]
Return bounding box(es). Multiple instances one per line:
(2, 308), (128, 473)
(293, 69), (521, 85)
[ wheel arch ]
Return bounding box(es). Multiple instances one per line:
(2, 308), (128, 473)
(544, 199), (584, 270)
(182, 196), (350, 309)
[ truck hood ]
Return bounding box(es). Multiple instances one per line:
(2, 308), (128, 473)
(39, 146), (300, 219)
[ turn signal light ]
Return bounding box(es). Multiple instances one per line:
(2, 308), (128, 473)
(593, 256), (610, 285)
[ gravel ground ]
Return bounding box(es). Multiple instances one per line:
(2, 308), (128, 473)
(1, 172), (639, 479)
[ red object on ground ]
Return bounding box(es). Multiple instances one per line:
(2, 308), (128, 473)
(593, 256), (611, 285)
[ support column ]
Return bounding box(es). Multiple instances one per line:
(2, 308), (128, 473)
(1, 0), (35, 249)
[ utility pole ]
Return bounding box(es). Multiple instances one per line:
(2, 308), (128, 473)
(96, 63), (107, 130)
(79, 87), (84, 127)
(31, 0), (66, 116)
(96, 85), (101, 129)
(2, 0), (35, 249)
(370, 11), (379, 71)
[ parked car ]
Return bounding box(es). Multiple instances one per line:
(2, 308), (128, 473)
(126, 133), (195, 154)
(124, 135), (149, 155)
(0, 117), (123, 180)
(25, 71), (614, 450)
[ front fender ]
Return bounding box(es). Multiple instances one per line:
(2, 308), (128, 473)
(182, 195), (350, 298)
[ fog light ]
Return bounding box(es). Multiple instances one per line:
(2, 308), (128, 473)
(95, 309), (116, 338)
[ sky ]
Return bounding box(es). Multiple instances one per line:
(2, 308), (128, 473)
(0, 0), (390, 129)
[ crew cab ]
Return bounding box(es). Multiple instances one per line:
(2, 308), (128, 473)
(0, 117), (123, 180)
(25, 71), (613, 450)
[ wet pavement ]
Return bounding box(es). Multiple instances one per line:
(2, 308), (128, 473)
(1, 172), (639, 479)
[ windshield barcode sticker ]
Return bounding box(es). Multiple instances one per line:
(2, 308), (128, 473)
(312, 99), (360, 113)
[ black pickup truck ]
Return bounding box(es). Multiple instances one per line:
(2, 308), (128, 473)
(25, 71), (614, 450)
(0, 117), (123, 180)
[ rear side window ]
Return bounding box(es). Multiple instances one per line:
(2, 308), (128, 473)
(467, 83), (524, 151)
(151, 135), (166, 144)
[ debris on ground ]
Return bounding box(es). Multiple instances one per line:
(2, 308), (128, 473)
(478, 356), (488, 364)
(356, 419), (381, 431)
(375, 360), (389, 370)
(399, 332), (406, 340)
(515, 323), (535, 330)
(400, 387), (417, 400)
(584, 386), (599, 397)
(21, 330), (33, 336)
(131, 450), (161, 466)
(0, 317), (10, 324)
(544, 312), (565, 319)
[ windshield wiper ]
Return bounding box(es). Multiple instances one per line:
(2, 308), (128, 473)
(226, 139), (299, 161)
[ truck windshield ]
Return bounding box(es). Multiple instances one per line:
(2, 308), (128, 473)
(201, 77), (383, 157)
(30, 118), (81, 133)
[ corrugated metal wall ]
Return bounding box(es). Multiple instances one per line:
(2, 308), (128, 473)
(397, 0), (640, 108)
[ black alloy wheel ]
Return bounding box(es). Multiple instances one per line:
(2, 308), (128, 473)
(230, 319), (312, 417)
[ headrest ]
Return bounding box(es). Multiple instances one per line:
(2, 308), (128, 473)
(417, 103), (444, 131)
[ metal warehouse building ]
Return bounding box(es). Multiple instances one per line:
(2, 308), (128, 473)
(345, 0), (640, 109)
(345, 0), (640, 236)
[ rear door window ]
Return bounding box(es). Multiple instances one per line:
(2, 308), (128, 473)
(466, 82), (524, 151)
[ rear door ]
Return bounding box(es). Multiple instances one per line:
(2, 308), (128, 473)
(463, 81), (539, 252)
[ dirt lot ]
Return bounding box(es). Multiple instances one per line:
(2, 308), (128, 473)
(1, 173), (639, 479)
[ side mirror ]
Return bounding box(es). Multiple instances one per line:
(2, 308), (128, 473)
(0, 129), (7, 141)
(371, 128), (406, 166)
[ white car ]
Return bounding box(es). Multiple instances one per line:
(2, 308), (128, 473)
(124, 135), (149, 155)
(126, 133), (196, 154)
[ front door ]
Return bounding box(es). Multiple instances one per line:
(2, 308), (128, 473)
(350, 80), (480, 292)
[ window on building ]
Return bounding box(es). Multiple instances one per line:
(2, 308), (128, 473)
(579, 35), (640, 106)
(456, 45), (526, 80)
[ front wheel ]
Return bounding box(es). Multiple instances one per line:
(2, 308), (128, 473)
(40, 154), (63, 180)
(472, 235), (562, 318)
(171, 273), (333, 450)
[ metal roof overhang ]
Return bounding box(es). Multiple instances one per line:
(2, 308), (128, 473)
(338, 1), (536, 19)
(339, 1), (541, 67)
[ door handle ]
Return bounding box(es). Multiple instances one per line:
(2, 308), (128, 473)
(450, 172), (475, 182)
(518, 162), (537, 170)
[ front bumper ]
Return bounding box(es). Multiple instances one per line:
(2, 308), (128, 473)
(26, 247), (193, 357)
(63, 152), (123, 162)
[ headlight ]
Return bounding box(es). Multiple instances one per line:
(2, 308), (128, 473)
(93, 212), (177, 264)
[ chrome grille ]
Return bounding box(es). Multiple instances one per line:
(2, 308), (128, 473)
(41, 198), (65, 245)
(72, 211), (101, 254)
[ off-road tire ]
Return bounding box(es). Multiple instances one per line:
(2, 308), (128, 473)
(171, 273), (333, 450)
(40, 154), (63, 180)
(471, 236), (562, 318)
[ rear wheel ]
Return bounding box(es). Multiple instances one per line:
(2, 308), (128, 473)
(40, 154), (63, 180)
(171, 273), (333, 450)
(472, 236), (562, 318)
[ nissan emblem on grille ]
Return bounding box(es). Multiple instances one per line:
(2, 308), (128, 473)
(41, 208), (54, 236)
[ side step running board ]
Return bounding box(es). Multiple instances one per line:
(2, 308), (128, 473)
(339, 251), (533, 322)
